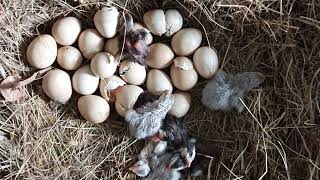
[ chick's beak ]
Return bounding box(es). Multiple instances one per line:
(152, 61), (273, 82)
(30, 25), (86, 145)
(150, 134), (161, 142)
(187, 160), (192, 168)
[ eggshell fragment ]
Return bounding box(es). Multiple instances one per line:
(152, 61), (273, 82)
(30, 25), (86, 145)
(27, 34), (57, 69)
(146, 69), (173, 95)
(72, 65), (99, 95)
(146, 43), (174, 69)
(169, 92), (191, 118)
(133, 22), (153, 45)
(119, 60), (146, 85)
(171, 28), (202, 56)
(51, 17), (81, 45)
(99, 75), (126, 102)
(165, 9), (183, 37)
(57, 46), (83, 70)
(104, 36), (120, 56)
(78, 95), (110, 123)
(115, 85), (143, 117)
(91, 52), (118, 78)
(170, 57), (198, 91)
(143, 9), (166, 36)
(193, 46), (219, 79)
(42, 69), (72, 103)
(78, 29), (104, 59)
(94, 6), (119, 38)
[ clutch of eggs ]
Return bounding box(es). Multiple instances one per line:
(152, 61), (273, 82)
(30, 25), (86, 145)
(25, 6), (219, 123)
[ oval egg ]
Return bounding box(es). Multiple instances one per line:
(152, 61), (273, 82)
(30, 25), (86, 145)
(193, 46), (219, 79)
(78, 95), (110, 123)
(57, 46), (83, 70)
(169, 92), (191, 118)
(171, 28), (202, 56)
(146, 69), (173, 95)
(51, 17), (81, 45)
(146, 43), (174, 69)
(170, 57), (198, 91)
(104, 36), (120, 56)
(42, 69), (72, 103)
(91, 52), (118, 78)
(78, 29), (104, 59)
(94, 6), (119, 38)
(119, 60), (146, 85)
(72, 65), (99, 95)
(27, 34), (57, 69)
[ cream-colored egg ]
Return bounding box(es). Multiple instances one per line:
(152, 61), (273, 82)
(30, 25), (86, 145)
(171, 28), (202, 56)
(57, 46), (83, 70)
(193, 46), (219, 79)
(78, 95), (110, 123)
(133, 22), (153, 45)
(91, 52), (117, 78)
(119, 60), (146, 85)
(42, 69), (72, 103)
(78, 29), (104, 59)
(51, 17), (81, 45)
(27, 34), (57, 69)
(104, 36), (120, 56)
(72, 65), (99, 95)
(99, 75), (126, 102)
(170, 57), (198, 91)
(169, 92), (191, 118)
(147, 69), (173, 95)
(146, 43), (174, 69)
(94, 6), (119, 38)
(143, 9), (166, 36)
(165, 9), (183, 37)
(115, 85), (143, 117)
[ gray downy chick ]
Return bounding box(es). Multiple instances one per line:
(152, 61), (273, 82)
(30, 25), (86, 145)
(130, 140), (168, 177)
(117, 11), (150, 65)
(144, 151), (183, 180)
(201, 70), (265, 113)
(125, 90), (174, 140)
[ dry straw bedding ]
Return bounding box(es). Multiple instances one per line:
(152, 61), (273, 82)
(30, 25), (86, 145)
(0, 0), (320, 179)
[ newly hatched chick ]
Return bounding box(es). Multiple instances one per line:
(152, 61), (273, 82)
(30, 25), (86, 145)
(130, 140), (168, 177)
(201, 70), (265, 112)
(118, 12), (150, 65)
(125, 90), (174, 140)
(145, 150), (183, 180)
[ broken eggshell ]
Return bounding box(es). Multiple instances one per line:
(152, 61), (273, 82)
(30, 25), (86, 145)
(143, 9), (166, 36)
(164, 9), (183, 37)
(168, 92), (191, 118)
(170, 57), (198, 91)
(99, 75), (126, 102)
(115, 85), (143, 117)
(146, 43), (174, 69)
(119, 60), (146, 85)
(146, 69), (173, 95)
(42, 69), (72, 104)
(91, 52), (118, 78)
(78, 29), (104, 59)
(51, 16), (81, 45)
(94, 6), (119, 38)
(193, 46), (219, 79)
(171, 28), (202, 56)
(72, 65), (99, 95)
(78, 95), (110, 123)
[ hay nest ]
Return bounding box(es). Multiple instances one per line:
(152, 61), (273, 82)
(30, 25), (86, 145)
(1, 0), (320, 179)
